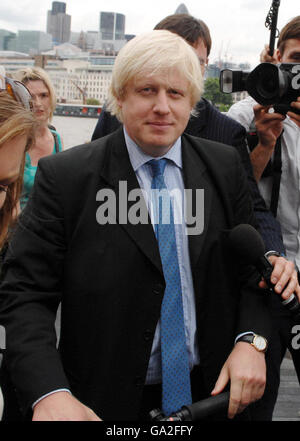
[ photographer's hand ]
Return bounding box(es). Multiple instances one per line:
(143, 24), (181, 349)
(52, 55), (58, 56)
(288, 96), (300, 127)
(258, 255), (300, 302)
(260, 44), (278, 63)
(250, 104), (285, 181)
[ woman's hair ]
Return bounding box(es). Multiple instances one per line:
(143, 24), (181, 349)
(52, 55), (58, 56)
(107, 30), (203, 121)
(14, 67), (57, 120)
(0, 92), (35, 248)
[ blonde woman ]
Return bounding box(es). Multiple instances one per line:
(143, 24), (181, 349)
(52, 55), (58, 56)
(0, 74), (35, 421)
(0, 88), (35, 248)
(14, 67), (63, 209)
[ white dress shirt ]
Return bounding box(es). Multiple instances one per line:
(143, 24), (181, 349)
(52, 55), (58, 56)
(228, 96), (300, 268)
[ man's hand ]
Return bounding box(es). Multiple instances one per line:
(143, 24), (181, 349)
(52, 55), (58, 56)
(211, 343), (266, 419)
(260, 44), (278, 64)
(250, 105), (285, 181)
(258, 255), (300, 302)
(254, 105), (285, 149)
(288, 97), (300, 128)
(32, 391), (102, 421)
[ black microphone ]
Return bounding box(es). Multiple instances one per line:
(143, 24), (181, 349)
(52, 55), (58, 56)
(228, 224), (300, 320)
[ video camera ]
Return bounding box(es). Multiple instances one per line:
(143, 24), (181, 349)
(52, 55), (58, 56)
(220, 62), (300, 115)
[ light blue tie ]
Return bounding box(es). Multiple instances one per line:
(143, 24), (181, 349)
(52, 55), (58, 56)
(148, 158), (192, 416)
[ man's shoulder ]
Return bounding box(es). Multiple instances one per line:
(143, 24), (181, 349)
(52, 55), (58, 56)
(183, 132), (239, 162)
(196, 98), (246, 142)
(39, 129), (122, 171)
(182, 134), (244, 196)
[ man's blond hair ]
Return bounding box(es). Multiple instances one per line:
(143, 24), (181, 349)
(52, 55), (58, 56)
(107, 30), (203, 121)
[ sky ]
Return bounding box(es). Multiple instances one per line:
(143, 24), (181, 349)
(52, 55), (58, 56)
(0, 0), (298, 67)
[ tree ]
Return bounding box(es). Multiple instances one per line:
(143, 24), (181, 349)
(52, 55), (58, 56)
(86, 98), (100, 105)
(203, 77), (233, 111)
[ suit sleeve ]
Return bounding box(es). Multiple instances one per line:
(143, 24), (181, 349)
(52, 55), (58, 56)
(0, 158), (70, 414)
(230, 150), (272, 340)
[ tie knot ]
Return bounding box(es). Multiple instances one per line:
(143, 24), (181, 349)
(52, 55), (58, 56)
(148, 159), (167, 178)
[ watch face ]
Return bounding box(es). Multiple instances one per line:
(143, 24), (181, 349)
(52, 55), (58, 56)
(254, 335), (267, 351)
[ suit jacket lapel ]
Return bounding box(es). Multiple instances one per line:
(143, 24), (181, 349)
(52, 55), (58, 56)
(181, 135), (213, 270)
(99, 128), (163, 276)
(99, 128), (215, 274)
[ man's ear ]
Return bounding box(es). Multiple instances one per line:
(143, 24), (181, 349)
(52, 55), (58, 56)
(275, 49), (282, 63)
(117, 97), (123, 108)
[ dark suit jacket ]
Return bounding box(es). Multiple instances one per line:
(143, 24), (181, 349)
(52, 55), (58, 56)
(0, 129), (271, 420)
(92, 99), (285, 254)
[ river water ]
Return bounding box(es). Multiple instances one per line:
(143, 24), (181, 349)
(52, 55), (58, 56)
(52, 115), (99, 150)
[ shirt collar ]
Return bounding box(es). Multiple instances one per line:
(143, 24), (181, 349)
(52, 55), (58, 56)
(124, 127), (182, 172)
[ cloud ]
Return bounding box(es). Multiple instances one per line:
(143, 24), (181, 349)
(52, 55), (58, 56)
(0, 3), (47, 32)
(243, 0), (266, 10)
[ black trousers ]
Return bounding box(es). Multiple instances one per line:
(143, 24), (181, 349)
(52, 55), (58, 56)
(248, 296), (295, 421)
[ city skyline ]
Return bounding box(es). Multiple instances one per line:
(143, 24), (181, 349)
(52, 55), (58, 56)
(0, 0), (298, 67)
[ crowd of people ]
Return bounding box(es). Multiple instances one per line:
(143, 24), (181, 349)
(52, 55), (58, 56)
(0, 12), (299, 422)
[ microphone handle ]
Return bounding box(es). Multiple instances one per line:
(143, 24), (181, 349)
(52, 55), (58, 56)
(256, 256), (300, 320)
(182, 391), (230, 421)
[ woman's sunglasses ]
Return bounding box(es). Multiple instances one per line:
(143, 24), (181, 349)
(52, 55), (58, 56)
(0, 77), (33, 111)
(0, 184), (9, 193)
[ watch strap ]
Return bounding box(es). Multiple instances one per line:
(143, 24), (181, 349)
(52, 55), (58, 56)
(236, 333), (267, 352)
(236, 333), (254, 345)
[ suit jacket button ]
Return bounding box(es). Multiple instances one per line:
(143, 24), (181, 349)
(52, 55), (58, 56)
(135, 376), (144, 387)
(143, 330), (152, 342)
(153, 283), (163, 295)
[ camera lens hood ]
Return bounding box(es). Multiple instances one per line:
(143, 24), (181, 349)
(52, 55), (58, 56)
(246, 63), (287, 105)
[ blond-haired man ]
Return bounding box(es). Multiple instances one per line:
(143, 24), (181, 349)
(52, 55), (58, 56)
(0, 31), (271, 421)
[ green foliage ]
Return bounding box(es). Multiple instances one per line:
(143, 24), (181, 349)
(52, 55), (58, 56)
(86, 98), (100, 105)
(203, 77), (233, 107)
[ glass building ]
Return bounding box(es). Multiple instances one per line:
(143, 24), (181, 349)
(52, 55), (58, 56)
(99, 12), (125, 40)
(47, 1), (71, 44)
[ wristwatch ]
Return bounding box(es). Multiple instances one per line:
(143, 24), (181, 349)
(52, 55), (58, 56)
(236, 333), (268, 353)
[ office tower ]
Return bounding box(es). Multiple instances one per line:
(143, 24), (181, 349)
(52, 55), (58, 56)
(99, 12), (125, 40)
(0, 30), (16, 51)
(16, 31), (52, 55)
(52, 1), (66, 14)
(47, 1), (71, 44)
(175, 4), (189, 14)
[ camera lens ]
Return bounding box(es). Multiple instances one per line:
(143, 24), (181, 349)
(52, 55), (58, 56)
(246, 63), (282, 105)
(257, 73), (278, 99)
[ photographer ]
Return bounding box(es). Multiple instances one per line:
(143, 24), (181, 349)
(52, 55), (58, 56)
(228, 15), (300, 271)
(227, 15), (300, 419)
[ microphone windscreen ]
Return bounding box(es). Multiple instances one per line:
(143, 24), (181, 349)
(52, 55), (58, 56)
(228, 224), (266, 264)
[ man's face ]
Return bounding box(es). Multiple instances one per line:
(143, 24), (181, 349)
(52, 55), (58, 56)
(193, 38), (208, 76)
(118, 69), (193, 157)
(277, 38), (300, 63)
(277, 38), (300, 126)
